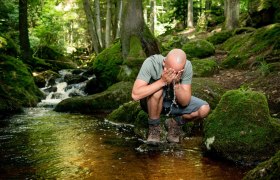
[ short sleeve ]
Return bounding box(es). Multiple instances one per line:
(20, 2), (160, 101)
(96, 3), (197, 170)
(136, 58), (152, 83)
(181, 61), (193, 84)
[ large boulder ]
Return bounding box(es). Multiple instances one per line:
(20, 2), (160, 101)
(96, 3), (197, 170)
(207, 30), (233, 45)
(191, 58), (219, 77)
(248, 0), (280, 27)
(54, 81), (133, 114)
(203, 89), (280, 165)
(243, 150), (280, 180)
(0, 55), (44, 118)
(182, 39), (215, 59)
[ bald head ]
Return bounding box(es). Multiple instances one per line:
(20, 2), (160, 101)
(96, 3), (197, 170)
(165, 49), (187, 71)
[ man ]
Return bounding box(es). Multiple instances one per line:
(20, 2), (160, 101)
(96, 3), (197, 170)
(131, 49), (210, 144)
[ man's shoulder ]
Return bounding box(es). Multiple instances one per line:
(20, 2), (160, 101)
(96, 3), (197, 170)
(145, 54), (165, 63)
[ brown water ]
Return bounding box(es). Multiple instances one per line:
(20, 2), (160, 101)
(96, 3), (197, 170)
(0, 108), (246, 179)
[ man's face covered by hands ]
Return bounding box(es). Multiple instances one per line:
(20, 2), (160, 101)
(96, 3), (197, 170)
(162, 49), (187, 85)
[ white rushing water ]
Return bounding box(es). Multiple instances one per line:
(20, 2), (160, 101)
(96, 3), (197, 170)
(37, 69), (89, 108)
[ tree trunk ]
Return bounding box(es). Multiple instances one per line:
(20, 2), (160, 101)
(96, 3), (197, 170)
(105, 0), (112, 48)
(121, 0), (160, 58)
(19, 0), (31, 61)
(187, 0), (194, 28)
(225, 0), (239, 30)
(83, 0), (100, 54)
(94, 0), (103, 48)
(149, 0), (156, 34)
(115, 0), (123, 39)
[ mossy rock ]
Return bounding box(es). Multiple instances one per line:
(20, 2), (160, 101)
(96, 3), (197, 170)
(248, 0), (280, 27)
(92, 42), (124, 91)
(207, 30), (233, 45)
(192, 78), (226, 110)
(159, 34), (189, 53)
(233, 27), (256, 35)
(117, 59), (145, 82)
(54, 81), (133, 114)
(118, 37), (146, 82)
(106, 101), (142, 124)
(221, 23), (280, 69)
(182, 39), (215, 59)
(0, 34), (20, 56)
(243, 150), (280, 180)
(191, 58), (219, 77)
(0, 55), (44, 117)
(33, 70), (60, 88)
(203, 89), (280, 165)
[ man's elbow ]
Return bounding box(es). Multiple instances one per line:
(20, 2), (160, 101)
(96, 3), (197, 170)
(131, 93), (140, 101)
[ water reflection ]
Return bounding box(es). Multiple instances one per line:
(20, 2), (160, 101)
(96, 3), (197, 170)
(0, 108), (246, 179)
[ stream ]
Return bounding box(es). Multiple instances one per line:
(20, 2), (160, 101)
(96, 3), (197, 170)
(0, 69), (247, 179)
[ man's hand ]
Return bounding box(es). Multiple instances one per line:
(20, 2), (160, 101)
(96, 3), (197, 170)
(161, 68), (184, 85)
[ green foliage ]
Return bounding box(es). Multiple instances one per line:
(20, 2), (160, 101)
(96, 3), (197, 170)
(0, 0), (18, 32)
(182, 39), (215, 59)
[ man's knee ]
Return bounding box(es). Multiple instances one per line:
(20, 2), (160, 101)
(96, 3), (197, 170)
(199, 104), (210, 118)
(148, 89), (163, 101)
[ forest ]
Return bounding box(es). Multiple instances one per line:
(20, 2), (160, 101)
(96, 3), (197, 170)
(0, 0), (280, 179)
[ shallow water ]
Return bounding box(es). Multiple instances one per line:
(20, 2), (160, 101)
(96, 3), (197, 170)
(0, 108), (246, 179)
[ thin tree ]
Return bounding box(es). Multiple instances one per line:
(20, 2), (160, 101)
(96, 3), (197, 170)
(105, 0), (112, 48)
(115, 0), (123, 38)
(149, 0), (156, 34)
(94, 0), (103, 48)
(83, 0), (100, 54)
(19, 0), (32, 61)
(187, 0), (194, 28)
(225, 0), (239, 30)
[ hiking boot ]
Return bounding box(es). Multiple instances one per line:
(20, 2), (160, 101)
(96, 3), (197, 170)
(165, 118), (182, 143)
(147, 125), (161, 144)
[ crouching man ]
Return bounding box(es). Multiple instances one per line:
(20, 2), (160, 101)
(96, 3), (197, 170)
(131, 49), (210, 143)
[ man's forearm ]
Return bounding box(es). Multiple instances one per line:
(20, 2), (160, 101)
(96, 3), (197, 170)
(174, 83), (191, 106)
(132, 79), (166, 100)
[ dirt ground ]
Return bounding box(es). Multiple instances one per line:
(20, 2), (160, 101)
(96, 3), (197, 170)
(209, 51), (280, 118)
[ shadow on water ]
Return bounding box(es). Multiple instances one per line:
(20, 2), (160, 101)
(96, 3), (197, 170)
(0, 108), (247, 179)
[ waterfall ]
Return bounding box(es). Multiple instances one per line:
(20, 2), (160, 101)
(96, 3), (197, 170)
(37, 69), (91, 108)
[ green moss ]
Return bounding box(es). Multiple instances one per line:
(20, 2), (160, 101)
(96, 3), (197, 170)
(0, 36), (7, 49)
(0, 55), (44, 116)
(54, 81), (133, 114)
(221, 23), (280, 69)
(127, 36), (146, 58)
(92, 42), (123, 90)
(191, 58), (219, 77)
(207, 30), (233, 45)
(192, 78), (226, 110)
(243, 150), (280, 180)
(234, 27), (256, 35)
(182, 39), (215, 59)
(117, 57), (145, 82)
(203, 89), (280, 164)
(107, 101), (142, 124)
